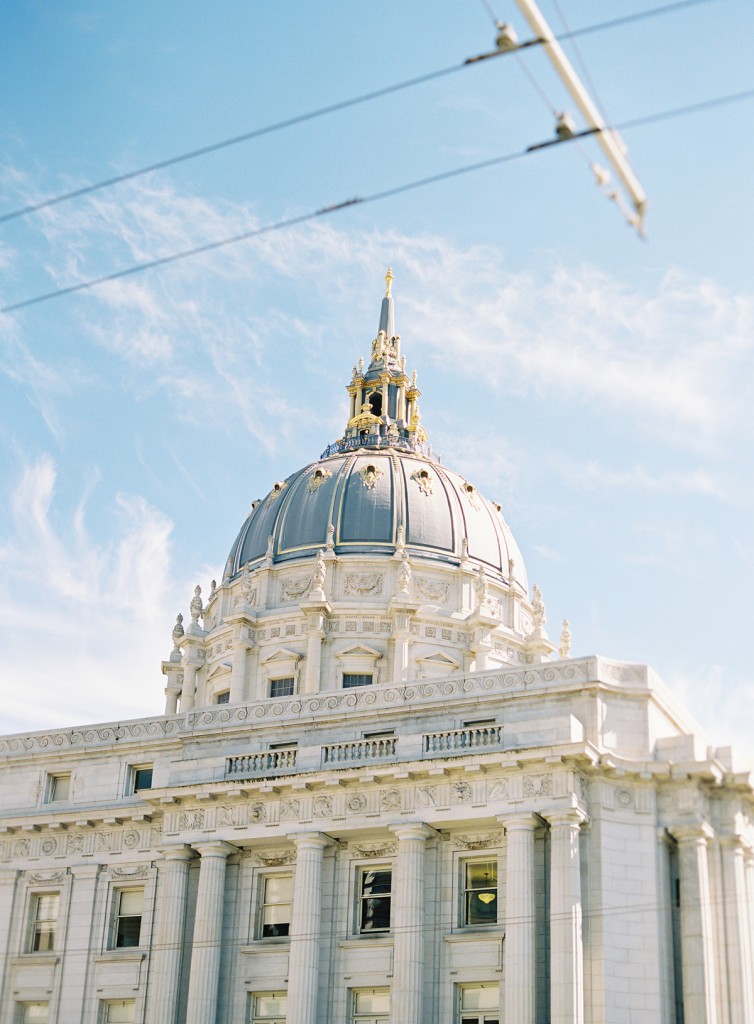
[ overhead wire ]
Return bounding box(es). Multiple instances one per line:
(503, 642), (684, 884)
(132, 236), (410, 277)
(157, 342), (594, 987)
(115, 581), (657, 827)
(2, 85), (753, 317)
(0, 0), (712, 227)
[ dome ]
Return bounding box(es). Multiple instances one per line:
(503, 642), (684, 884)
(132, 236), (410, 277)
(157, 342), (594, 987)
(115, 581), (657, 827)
(224, 268), (527, 593)
(224, 448), (527, 591)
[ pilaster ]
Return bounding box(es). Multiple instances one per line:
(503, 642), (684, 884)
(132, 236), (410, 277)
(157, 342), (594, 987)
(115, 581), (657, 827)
(146, 845), (195, 1024)
(670, 823), (718, 1024)
(546, 809), (586, 1024)
(388, 822), (434, 1024)
(185, 841), (235, 1024)
(287, 832), (330, 1024)
(500, 813), (539, 1024)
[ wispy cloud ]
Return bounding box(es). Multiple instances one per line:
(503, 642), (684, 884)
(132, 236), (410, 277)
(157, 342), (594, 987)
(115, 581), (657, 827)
(0, 455), (182, 729)
(556, 460), (730, 499)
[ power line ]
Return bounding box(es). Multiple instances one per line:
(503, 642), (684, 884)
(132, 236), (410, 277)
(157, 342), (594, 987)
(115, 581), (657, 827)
(0, 0), (710, 227)
(2, 85), (753, 317)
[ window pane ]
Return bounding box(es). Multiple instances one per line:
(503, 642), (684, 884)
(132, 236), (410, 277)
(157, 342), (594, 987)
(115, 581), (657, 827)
(261, 875), (291, 937)
(133, 767), (153, 791)
(50, 775), (70, 802)
(360, 867), (392, 932)
(461, 985), (499, 1010)
(354, 989), (390, 1013)
(270, 678), (294, 698)
(32, 894), (59, 952)
(343, 673), (373, 688)
(254, 993), (287, 1015)
(119, 890), (144, 915)
(264, 876), (292, 903)
(216, 691), (230, 704)
(465, 861), (497, 925)
(22, 1003), (49, 1023)
(115, 889), (143, 948)
(105, 1000), (135, 1023)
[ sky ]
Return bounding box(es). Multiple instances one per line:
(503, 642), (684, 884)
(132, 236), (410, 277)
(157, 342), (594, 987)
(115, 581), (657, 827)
(1, 1), (753, 764)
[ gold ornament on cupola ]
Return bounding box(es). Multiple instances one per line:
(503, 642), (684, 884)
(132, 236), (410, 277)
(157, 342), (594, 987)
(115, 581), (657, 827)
(344, 268), (426, 448)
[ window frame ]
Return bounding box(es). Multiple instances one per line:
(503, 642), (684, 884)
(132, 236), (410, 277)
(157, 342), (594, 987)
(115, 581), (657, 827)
(461, 857), (499, 929)
(343, 673), (373, 689)
(248, 991), (287, 1023)
(28, 891), (59, 953)
(17, 1002), (49, 1023)
(269, 677), (295, 698)
(350, 987), (390, 1023)
(256, 872), (293, 940)
(215, 690), (230, 705)
(100, 999), (136, 1024)
(128, 764), (153, 794)
(110, 887), (144, 950)
(456, 983), (500, 1024)
(45, 773), (71, 804)
(356, 864), (392, 935)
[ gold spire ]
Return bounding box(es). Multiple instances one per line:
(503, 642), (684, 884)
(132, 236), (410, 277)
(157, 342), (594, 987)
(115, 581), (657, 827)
(385, 266), (394, 297)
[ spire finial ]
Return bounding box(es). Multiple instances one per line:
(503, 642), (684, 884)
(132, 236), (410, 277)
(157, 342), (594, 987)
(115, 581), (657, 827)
(385, 266), (393, 297)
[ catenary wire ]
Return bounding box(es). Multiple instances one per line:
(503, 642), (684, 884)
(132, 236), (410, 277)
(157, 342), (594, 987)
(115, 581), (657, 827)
(0, 0), (711, 227)
(2, 85), (752, 317)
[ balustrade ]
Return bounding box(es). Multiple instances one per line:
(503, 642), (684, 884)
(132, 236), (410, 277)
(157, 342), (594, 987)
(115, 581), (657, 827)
(423, 724), (502, 754)
(322, 736), (396, 764)
(226, 748), (297, 777)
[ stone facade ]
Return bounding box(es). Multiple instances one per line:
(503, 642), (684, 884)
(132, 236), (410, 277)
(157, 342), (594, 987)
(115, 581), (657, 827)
(1, 277), (752, 1024)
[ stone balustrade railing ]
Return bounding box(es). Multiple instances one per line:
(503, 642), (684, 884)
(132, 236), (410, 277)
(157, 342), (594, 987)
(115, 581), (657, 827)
(423, 724), (503, 754)
(322, 736), (397, 765)
(226, 748), (298, 778)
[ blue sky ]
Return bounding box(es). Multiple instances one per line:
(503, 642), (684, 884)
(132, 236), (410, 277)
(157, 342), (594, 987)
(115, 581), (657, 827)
(1, 1), (753, 763)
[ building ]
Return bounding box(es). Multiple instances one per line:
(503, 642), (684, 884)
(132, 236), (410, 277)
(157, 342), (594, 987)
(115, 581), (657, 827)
(0, 272), (752, 1024)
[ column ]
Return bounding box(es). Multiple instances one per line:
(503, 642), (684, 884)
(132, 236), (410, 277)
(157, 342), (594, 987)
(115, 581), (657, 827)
(501, 814), (539, 1024)
(303, 620), (325, 694)
(720, 836), (754, 1024)
(230, 641), (248, 703)
(389, 823), (434, 1024)
(0, 869), (19, 1007)
(185, 841), (235, 1024)
(146, 845), (194, 1024)
(547, 809), (586, 1024)
(57, 864), (101, 1021)
(670, 824), (717, 1024)
(287, 833), (330, 1024)
(180, 660), (198, 711)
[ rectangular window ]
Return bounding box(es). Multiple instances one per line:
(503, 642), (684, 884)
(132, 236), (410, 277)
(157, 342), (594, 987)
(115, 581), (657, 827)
(351, 988), (390, 1023)
(458, 984), (499, 1024)
(343, 673), (373, 689)
(358, 866), (391, 933)
(30, 893), (59, 952)
(259, 874), (292, 938)
(249, 992), (287, 1023)
(19, 1003), (49, 1023)
(47, 774), (71, 803)
(363, 729), (394, 739)
(215, 691), (230, 705)
(103, 1001), (135, 1024)
(112, 888), (143, 948)
(269, 677), (294, 698)
(463, 860), (498, 927)
(131, 766), (153, 793)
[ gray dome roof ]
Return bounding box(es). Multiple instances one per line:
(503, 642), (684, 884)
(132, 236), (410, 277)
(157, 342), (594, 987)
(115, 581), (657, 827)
(224, 448), (527, 590)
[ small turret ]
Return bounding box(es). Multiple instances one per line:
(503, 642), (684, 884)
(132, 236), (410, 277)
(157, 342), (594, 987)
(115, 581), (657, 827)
(329, 269), (431, 460)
